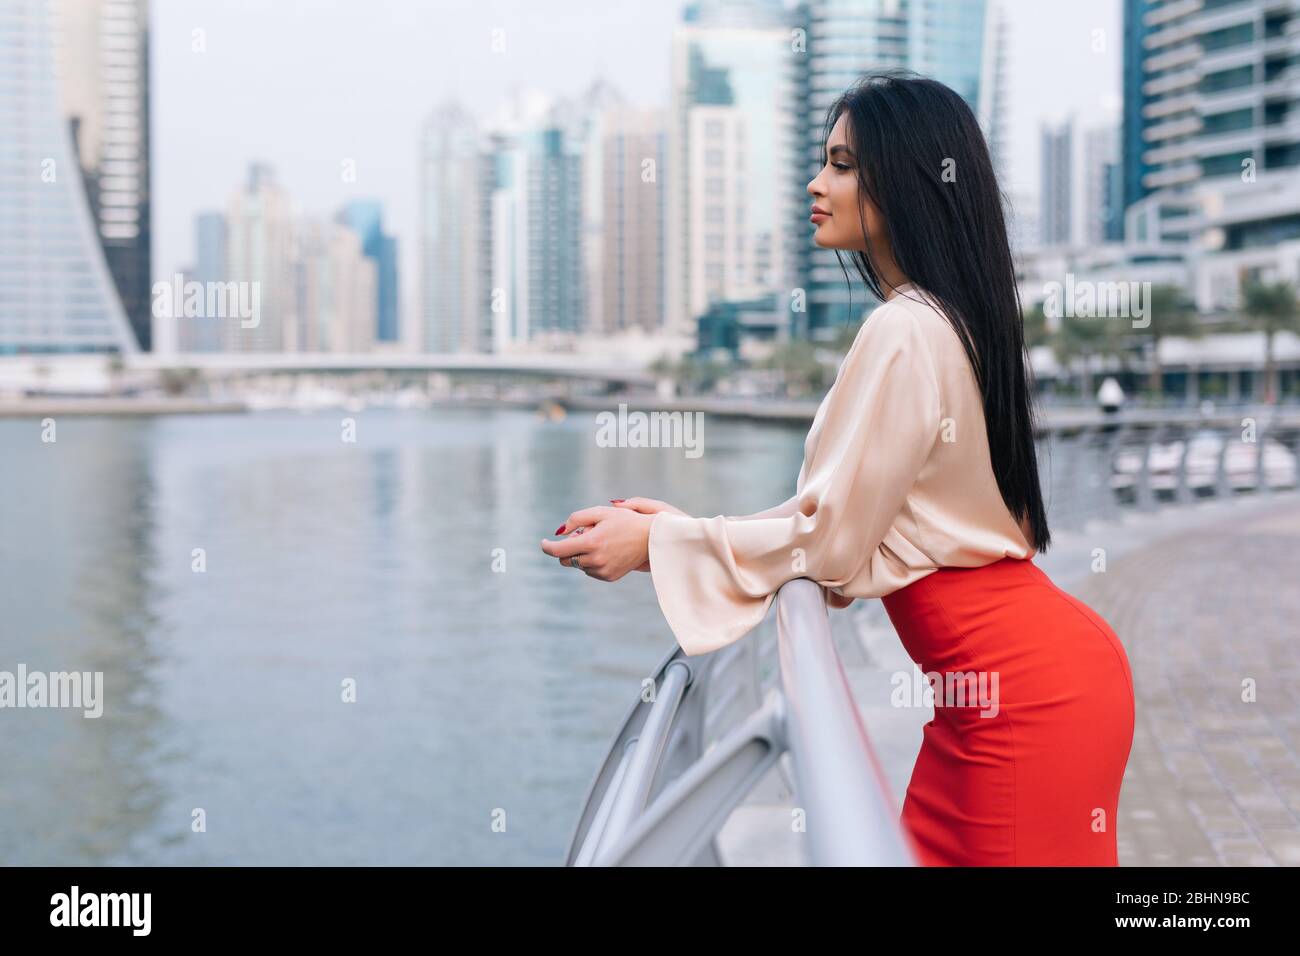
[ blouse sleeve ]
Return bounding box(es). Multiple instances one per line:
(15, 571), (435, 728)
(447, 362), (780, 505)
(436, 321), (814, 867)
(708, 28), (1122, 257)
(647, 303), (942, 657)
(724, 494), (799, 522)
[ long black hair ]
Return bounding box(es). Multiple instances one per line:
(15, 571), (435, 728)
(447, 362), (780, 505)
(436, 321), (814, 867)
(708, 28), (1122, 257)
(822, 68), (1051, 552)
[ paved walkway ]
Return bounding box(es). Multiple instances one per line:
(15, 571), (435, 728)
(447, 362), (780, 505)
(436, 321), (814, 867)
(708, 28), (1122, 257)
(717, 490), (1300, 866)
(1071, 496), (1300, 866)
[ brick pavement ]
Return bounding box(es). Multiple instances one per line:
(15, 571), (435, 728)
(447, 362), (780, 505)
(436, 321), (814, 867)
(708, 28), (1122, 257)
(1071, 500), (1300, 866)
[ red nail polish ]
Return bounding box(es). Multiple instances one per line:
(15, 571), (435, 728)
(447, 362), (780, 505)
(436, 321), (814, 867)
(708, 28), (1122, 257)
(610, 499), (624, 503)
(555, 524), (566, 534)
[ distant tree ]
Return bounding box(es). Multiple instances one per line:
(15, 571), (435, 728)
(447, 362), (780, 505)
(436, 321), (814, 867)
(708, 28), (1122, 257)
(649, 354), (675, 377)
(651, 352), (729, 396)
(107, 353), (126, 397)
(759, 339), (838, 398)
(1021, 301), (1049, 350)
(1142, 284), (1200, 401)
(1241, 279), (1299, 405)
(1052, 313), (1111, 398)
(159, 367), (199, 397)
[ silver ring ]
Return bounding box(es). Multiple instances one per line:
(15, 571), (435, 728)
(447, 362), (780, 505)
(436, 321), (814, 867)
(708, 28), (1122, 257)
(569, 554), (582, 569)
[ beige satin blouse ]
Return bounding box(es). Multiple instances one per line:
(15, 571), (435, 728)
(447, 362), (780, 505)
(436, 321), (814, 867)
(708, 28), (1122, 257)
(648, 282), (1037, 657)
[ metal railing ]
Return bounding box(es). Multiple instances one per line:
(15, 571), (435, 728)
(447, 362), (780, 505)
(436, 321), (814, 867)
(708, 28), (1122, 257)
(1040, 413), (1300, 532)
(564, 578), (916, 867)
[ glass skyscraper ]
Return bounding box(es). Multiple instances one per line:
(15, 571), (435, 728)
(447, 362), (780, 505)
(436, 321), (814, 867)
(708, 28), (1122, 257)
(667, 0), (797, 338)
(53, 0), (151, 351)
(339, 200), (399, 344)
(0, 0), (138, 353)
(797, 0), (999, 337)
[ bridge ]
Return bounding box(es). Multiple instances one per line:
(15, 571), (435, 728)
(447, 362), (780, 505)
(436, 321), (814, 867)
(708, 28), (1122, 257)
(125, 352), (659, 388)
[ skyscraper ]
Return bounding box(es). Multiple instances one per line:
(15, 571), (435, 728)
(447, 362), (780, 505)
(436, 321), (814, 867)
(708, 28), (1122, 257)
(1121, 0), (1300, 307)
(475, 89), (588, 351)
(175, 211), (226, 352)
(419, 101), (493, 353)
(1120, 0), (1153, 221)
(339, 201), (399, 345)
(1083, 124), (1124, 245)
(520, 124), (585, 343)
(552, 78), (642, 340)
(53, 0), (152, 351)
(223, 163), (294, 352)
(294, 217), (376, 353)
(0, 0), (137, 353)
(667, 0), (798, 338)
(599, 104), (668, 336)
(796, 0), (1001, 337)
(1040, 119), (1074, 248)
(977, 0), (1010, 186)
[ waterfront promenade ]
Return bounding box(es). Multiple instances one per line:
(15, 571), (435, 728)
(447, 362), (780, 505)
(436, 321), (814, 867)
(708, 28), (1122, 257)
(715, 489), (1300, 866)
(1075, 494), (1300, 866)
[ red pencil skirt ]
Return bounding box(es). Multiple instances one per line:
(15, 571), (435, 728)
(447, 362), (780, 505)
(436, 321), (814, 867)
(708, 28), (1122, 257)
(880, 555), (1135, 866)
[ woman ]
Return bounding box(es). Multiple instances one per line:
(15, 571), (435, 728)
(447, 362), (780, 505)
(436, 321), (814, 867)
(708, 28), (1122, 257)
(540, 70), (1135, 867)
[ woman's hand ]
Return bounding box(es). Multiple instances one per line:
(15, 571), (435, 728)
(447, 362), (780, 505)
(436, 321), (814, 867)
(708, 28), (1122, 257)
(540, 506), (655, 581)
(609, 497), (689, 518)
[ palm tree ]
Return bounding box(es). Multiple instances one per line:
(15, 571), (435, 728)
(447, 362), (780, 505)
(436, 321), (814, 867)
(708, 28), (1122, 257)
(1241, 279), (1299, 405)
(654, 352), (732, 396)
(106, 353), (125, 398)
(1142, 284), (1200, 402)
(1052, 313), (1112, 399)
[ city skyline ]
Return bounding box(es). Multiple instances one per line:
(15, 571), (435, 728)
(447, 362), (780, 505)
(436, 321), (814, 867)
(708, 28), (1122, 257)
(152, 0), (1122, 330)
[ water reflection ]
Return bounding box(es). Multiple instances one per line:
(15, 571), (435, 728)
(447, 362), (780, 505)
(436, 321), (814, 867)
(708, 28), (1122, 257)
(0, 408), (803, 864)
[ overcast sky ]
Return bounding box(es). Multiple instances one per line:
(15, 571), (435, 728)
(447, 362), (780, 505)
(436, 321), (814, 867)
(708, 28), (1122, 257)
(152, 0), (1121, 311)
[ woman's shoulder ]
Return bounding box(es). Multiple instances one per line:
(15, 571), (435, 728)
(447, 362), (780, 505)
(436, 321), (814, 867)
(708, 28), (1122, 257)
(862, 287), (970, 362)
(864, 288), (948, 333)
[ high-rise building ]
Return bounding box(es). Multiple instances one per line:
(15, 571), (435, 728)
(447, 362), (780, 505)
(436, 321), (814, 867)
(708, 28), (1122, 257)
(599, 104), (668, 336)
(339, 200), (398, 345)
(1034, 117), (1123, 251)
(477, 90), (587, 351)
(0, 0), (138, 353)
(1083, 124), (1124, 245)
(667, 0), (797, 339)
(909, 0), (987, 110)
(1122, 0), (1300, 308)
(174, 211), (226, 352)
(795, 0), (1000, 337)
(294, 218), (376, 353)
(223, 163), (295, 352)
(1120, 0), (1154, 221)
(419, 101), (493, 353)
(977, 0), (1011, 186)
(688, 95), (751, 314)
(53, 0), (152, 350)
(1040, 119), (1074, 247)
(548, 79), (629, 340)
(520, 124), (585, 344)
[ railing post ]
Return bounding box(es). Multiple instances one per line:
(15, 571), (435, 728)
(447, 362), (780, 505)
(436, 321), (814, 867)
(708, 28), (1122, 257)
(1173, 424), (1194, 504)
(588, 659), (693, 862)
(1215, 426), (1234, 499)
(1254, 418), (1272, 498)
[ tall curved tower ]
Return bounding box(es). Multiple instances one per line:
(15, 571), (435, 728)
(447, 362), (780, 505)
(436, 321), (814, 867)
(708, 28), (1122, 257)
(0, 0), (140, 354)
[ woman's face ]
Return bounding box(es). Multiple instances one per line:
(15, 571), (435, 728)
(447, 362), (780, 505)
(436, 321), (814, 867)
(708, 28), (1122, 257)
(806, 112), (884, 253)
